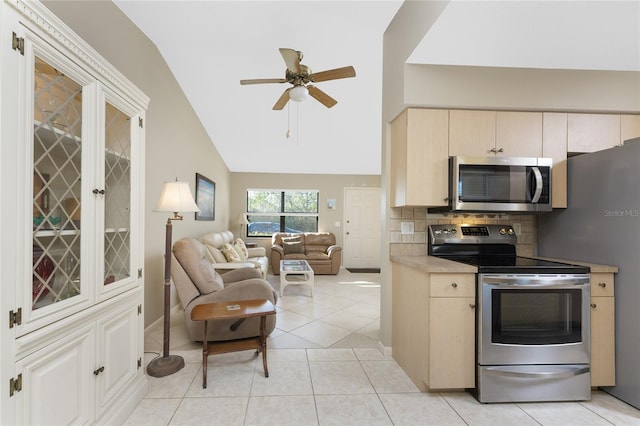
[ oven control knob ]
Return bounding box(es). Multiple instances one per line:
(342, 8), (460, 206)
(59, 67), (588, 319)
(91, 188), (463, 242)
(499, 228), (507, 235)
(443, 229), (450, 234)
(450, 229), (457, 234)
(434, 230), (442, 235)
(507, 228), (514, 235)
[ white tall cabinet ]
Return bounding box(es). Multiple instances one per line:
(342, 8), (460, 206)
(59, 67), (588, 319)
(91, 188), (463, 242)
(1, 1), (149, 424)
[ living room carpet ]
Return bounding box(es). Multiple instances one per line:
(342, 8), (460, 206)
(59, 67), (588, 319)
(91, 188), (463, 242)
(346, 268), (381, 273)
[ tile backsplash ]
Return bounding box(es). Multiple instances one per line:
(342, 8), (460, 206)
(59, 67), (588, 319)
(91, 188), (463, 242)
(389, 207), (537, 257)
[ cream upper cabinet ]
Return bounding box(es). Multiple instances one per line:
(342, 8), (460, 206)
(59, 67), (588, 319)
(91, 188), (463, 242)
(449, 110), (542, 157)
(496, 111), (543, 157)
(621, 114), (640, 144)
(449, 110), (496, 156)
(568, 113), (621, 153)
(543, 112), (568, 208)
(390, 108), (449, 207)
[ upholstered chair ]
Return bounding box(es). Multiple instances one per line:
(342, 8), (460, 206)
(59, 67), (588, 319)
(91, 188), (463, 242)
(171, 238), (277, 341)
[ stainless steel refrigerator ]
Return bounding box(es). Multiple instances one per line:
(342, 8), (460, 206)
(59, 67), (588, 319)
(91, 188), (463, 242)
(538, 137), (640, 409)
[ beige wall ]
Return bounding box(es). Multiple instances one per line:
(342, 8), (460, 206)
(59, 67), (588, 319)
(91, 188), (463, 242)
(230, 173), (381, 253)
(43, 1), (232, 327)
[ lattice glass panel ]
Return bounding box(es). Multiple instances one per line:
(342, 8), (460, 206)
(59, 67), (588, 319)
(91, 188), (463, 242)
(104, 102), (131, 285)
(32, 56), (82, 309)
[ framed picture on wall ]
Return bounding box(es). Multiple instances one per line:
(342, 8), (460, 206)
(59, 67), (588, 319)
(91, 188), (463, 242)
(195, 173), (215, 221)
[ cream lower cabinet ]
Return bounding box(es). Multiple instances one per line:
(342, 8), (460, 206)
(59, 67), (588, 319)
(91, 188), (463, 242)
(392, 263), (476, 391)
(426, 274), (476, 389)
(590, 273), (616, 387)
(14, 290), (144, 425)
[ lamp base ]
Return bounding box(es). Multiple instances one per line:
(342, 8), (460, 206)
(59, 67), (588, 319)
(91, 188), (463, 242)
(146, 354), (185, 378)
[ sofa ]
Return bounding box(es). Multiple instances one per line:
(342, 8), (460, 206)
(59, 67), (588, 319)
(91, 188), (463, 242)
(199, 231), (269, 278)
(171, 237), (277, 342)
(271, 232), (342, 275)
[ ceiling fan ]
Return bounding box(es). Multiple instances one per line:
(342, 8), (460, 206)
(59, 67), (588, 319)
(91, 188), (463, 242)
(240, 48), (356, 110)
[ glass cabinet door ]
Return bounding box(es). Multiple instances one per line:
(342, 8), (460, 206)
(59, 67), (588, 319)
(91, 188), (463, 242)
(103, 102), (132, 288)
(32, 55), (83, 310)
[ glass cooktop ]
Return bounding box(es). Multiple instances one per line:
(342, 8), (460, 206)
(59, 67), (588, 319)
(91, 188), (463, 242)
(439, 256), (590, 274)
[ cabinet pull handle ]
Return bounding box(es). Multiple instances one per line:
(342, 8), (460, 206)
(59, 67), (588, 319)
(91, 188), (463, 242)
(469, 304), (476, 309)
(497, 148), (504, 153)
(93, 366), (105, 376)
(443, 197), (449, 202)
(598, 282), (607, 288)
(489, 148), (496, 153)
(591, 303), (597, 309)
(451, 282), (457, 288)
(92, 189), (105, 195)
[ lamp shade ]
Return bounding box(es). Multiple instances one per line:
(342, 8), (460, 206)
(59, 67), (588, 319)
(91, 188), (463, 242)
(289, 85), (309, 102)
(154, 181), (200, 213)
(237, 213), (249, 225)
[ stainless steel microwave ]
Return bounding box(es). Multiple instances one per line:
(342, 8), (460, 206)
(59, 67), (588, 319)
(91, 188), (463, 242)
(433, 156), (553, 213)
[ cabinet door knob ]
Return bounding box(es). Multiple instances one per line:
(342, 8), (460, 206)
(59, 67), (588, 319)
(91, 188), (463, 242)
(497, 148), (504, 153)
(443, 197), (449, 202)
(469, 304), (476, 309)
(591, 303), (597, 308)
(598, 282), (607, 288)
(451, 282), (457, 288)
(489, 148), (496, 153)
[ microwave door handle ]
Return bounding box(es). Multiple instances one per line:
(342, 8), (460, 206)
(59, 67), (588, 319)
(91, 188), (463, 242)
(529, 167), (543, 203)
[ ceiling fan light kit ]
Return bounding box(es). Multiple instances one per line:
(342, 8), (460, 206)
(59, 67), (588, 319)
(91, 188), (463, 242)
(289, 85), (309, 102)
(240, 48), (356, 110)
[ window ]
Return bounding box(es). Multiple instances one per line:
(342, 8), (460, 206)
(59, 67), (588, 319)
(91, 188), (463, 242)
(246, 189), (319, 237)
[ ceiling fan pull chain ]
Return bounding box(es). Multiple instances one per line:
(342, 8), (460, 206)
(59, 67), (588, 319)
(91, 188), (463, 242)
(286, 103), (291, 139)
(296, 103), (300, 145)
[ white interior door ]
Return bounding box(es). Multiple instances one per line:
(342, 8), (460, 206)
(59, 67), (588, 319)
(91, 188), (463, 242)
(343, 187), (381, 269)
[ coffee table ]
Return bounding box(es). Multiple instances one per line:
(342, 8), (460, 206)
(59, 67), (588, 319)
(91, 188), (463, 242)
(280, 259), (314, 297)
(190, 299), (276, 388)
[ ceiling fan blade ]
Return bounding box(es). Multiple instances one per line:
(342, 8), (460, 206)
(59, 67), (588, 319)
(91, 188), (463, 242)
(308, 85), (337, 108)
(310, 66), (356, 83)
(240, 78), (287, 85)
(279, 48), (301, 74)
(273, 88), (291, 110)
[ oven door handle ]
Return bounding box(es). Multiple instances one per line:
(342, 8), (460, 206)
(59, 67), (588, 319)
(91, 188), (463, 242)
(484, 366), (590, 379)
(483, 277), (590, 287)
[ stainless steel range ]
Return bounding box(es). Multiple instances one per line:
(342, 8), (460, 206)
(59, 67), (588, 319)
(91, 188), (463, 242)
(428, 224), (591, 403)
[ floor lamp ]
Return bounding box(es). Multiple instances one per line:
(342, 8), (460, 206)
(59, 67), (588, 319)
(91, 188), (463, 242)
(147, 179), (200, 378)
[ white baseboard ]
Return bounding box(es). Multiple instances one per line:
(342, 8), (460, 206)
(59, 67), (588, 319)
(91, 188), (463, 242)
(377, 340), (392, 358)
(144, 304), (182, 337)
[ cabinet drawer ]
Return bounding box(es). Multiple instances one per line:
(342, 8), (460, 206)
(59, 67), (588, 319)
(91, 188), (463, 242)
(430, 274), (475, 297)
(591, 273), (614, 297)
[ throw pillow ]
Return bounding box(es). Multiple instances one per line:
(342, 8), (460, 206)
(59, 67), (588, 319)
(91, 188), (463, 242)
(234, 238), (249, 260)
(283, 240), (305, 255)
(222, 243), (242, 262)
(211, 247), (227, 263)
(282, 235), (302, 244)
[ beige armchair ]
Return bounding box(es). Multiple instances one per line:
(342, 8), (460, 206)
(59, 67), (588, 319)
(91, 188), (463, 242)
(171, 238), (277, 342)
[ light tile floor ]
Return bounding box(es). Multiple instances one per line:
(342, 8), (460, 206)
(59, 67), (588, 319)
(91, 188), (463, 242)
(130, 269), (640, 425)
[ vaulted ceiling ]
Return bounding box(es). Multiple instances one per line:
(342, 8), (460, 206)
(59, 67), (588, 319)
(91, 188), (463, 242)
(114, 1), (640, 175)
